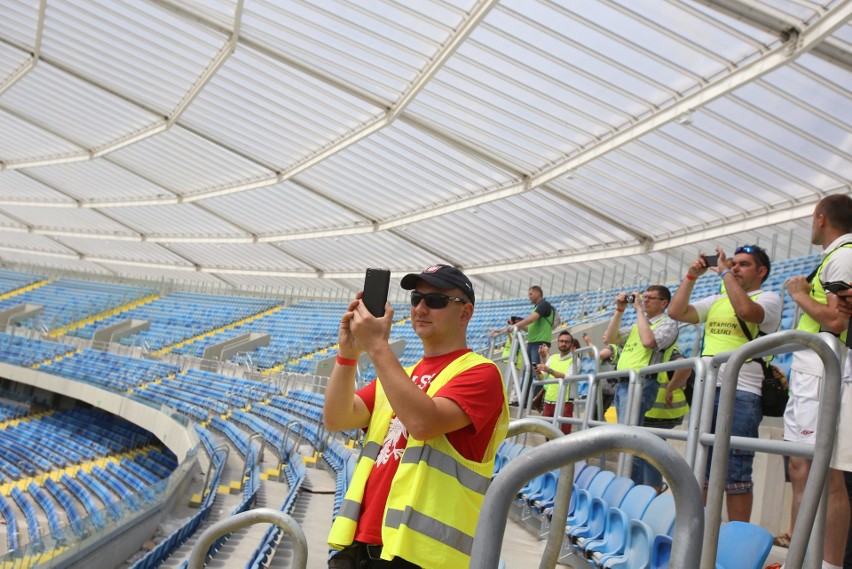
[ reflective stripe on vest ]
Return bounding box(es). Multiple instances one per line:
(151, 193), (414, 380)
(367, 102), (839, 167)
(616, 316), (672, 372)
(328, 351), (509, 569)
(798, 243), (852, 346)
(543, 354), (573, 403)
(646, 377), (689, 419)
(702, 293), (762, 357)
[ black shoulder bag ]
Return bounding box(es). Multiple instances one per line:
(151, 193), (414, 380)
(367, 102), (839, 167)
(736, 315), (788, 417)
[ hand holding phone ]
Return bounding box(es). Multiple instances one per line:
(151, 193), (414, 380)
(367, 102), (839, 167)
(362, 268), (390, 317)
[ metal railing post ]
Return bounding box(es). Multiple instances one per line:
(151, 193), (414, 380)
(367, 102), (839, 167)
(700, 330), (842, 569)
(187, 508), (307, 569)
(201, 445), (229, 503)
(505, 418), (568, 569)
(471, 425), (704, 569)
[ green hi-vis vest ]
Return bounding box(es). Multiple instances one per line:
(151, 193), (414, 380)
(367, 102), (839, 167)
(616, 316), (676, 373)
(502, 339), (523, 370)
(645, 372), (689, 420)
(797, 243), (852, 346)
(701, 292), (772, 365)
(528, 303), (554, 343)
(543, 354), (573, 403)
(328, 352), (509, 568)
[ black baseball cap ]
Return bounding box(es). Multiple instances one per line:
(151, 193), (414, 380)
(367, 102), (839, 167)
(400, 264), (475, 305)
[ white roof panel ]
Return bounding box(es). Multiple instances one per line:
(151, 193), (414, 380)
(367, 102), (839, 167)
(0, 109), (83, 164)
(102, 203), (250, 239)
(1, 63), (163, 150)
(203, 181), (367, 237)
(107, 126), (275, 199)
(180, 45), (385, 170)
(0, 0), (848, 293)
(40, 0), (226, 114)
(0, 170), (75, 205)
(0, 0), (41, 48)
(21, 159), (177, 204)
(0, 205), (136, 235)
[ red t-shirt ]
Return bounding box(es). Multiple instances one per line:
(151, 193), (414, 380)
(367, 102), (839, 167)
(352, 349), (504, 545)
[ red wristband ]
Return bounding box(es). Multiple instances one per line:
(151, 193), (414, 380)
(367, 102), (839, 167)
(336, 355), (357, 366)
(615, 308), (625, 313)
(685, 273), (697, 281)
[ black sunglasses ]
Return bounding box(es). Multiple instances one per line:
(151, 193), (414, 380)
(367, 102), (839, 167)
(410, 291), (467, 309)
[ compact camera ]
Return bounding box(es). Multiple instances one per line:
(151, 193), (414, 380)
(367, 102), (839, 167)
(625, 294), (635, 304)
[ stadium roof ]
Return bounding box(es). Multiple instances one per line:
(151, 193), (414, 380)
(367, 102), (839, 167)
(0, 0), (849, 298)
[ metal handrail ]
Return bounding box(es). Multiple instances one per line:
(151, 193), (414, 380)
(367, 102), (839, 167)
(472, 424), (704, 569)
(505, 418), (569, 569)
(186, 507), (307, 569)
(201, 445), (229, 504)
(701, 330), (842, 569)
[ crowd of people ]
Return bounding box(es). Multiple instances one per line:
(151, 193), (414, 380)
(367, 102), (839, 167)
(320, 194), (852, 569)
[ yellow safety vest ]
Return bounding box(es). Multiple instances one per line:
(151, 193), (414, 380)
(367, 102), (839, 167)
(543, 354), (573, 403)
(501, 339), (523, 370)
(645, 373), (689, 420)
(702, 292), (763, 356)
(617, 316), (675, 372)
(797, 243), (852, 346)
(328, 352), (509, 568)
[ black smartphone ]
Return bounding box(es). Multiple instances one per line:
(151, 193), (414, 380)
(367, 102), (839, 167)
(823, 280), (852, 294)
(704, 254), (719, 268)
(362, 268), (390, 317)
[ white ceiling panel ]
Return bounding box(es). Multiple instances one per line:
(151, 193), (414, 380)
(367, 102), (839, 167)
(180, 45), (385, 170)
(203, 181), (367, 237)
(0, 170), (75, 204)
(40, 0), (226, 114)
(1, 63), (164, 150)
(107, 126), (275, 198)
(20, 159), (177, 204)
(297, 122), (516, 220)
(0, 205), (137, 235)
(0, 0), (41, 49)
(278, 231), (444, 274)
(0, 0), (847, 295)
(51, 236), (194, 267)
(167, 242), (315, 272)
(102, 203), (250, 239)
(240, 0), (463, 102)
(0, 231), (77, 255)
(0, 108), (84, 163)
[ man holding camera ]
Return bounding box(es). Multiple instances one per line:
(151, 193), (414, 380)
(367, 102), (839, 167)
(668, 245), (781, 523)
(534, 330), (577, 435)
(603, 285), (678, 485)
(784, 194), (852, 569)
(324, 264), (509, 569)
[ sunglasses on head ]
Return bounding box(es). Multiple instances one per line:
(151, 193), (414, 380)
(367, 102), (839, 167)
(410, 291), (467, 309)
(735, 245), (761, 255)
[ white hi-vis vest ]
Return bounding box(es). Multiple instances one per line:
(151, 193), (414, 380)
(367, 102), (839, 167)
(328, 351), (509, 568)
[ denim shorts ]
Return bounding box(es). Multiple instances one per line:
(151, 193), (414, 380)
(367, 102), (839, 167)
(704, 389), (762, 494)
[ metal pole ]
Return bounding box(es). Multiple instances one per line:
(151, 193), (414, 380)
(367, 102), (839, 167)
(471, 425), (704, 569)
(201, 445), (229, 503)
(700, 331), (842, 569)
(187, 508), (308, 569)
(505, 419), (568, 569)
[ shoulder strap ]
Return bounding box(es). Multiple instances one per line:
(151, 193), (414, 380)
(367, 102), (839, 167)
(734, 314), (770, 368)
(807, 241), (852, 282)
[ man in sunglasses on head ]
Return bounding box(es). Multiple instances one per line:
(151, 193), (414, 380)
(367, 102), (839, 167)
(668, 244), (782, 523)
(325, 264), (509, 569)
